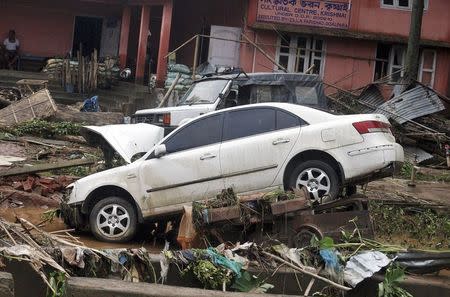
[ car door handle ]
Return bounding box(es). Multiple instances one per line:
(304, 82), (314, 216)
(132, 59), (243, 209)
(272, 138), (290, 145)
(200, 153), (217, 160)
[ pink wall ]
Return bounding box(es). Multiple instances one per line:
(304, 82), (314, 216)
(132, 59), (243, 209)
(0, 0), (122, 57)
(250, 30), (278, 73)
(350, 0), (450, 44)
(239, 29), (450, 95)
(323, 38), (377, 93)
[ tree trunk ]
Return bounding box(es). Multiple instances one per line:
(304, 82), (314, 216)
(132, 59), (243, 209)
(404, 0), (425, 83)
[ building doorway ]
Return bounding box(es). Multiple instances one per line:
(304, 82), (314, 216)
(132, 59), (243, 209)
(72, 16), (103, 57)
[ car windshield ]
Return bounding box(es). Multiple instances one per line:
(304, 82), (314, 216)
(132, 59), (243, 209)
(177, 79), (229, 105)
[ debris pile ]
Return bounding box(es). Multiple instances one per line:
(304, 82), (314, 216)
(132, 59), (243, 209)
(0, 87), (21, 107)
(161, 236), (450, 295)
(327, 80), (450, 165)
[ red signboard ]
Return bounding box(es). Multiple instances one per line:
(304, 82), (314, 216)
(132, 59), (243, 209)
(256, 0), (351, 29)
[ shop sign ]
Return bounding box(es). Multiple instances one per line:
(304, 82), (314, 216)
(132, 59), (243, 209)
(256, 0), (351, 29)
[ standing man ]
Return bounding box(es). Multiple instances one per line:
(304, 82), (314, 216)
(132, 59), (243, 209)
(3, 30), (20, 70)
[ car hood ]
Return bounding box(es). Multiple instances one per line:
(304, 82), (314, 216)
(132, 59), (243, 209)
(81, 123), (164, 163)
(134, 104), (214, 115)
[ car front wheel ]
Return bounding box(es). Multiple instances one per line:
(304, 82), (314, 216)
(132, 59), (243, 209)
(289, 160), (339, 204)
(89, 197), (137, 242)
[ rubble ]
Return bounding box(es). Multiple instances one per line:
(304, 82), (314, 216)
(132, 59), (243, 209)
(0, 89), (57, 126)
(327, 80), (450, 164)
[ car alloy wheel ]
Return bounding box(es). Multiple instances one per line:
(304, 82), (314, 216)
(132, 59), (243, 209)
(296, 167), (331, 203)
(96, 204), (130, 238)
(289, 160), (339, 204)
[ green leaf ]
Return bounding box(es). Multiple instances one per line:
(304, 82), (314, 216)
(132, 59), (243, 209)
(319, 237), (335, 249)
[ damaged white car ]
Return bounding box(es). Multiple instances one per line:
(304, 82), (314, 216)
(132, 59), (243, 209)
(61, 103), (404, 242)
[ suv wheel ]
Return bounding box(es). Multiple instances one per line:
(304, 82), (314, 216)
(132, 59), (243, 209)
(289, 160), (339, 204)
(89, 197), (137, 242)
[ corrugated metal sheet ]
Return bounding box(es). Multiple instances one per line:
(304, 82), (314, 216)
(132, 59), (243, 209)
(358, 84), (385, 113)
(404, 146), (434, 163)
(374, 85), (445, 124)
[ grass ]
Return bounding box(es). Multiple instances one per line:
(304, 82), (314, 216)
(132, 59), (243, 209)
(1, 119), (82, 138)
(370, 201), (450, 249)
(398, 162), (450, 183)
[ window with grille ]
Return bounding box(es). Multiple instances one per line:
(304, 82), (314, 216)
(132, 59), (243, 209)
(276, 34), (325, 76)
(381, 0), (429, 10)
(374, 43), (436, 87)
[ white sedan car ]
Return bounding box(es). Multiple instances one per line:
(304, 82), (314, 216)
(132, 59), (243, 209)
(62, 103), (404, 242)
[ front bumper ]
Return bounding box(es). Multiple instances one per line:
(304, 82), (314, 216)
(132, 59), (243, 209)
(60, 200), (88, 231)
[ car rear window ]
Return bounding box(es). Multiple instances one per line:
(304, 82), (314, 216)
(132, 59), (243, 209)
(276, 110), (301, 129)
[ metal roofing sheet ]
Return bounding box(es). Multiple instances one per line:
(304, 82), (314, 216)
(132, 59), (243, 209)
(373, 85), (445, 124)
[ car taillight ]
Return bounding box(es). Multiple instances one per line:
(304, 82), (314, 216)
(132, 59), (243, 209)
(352, 121), (391, 134)
(163, 113), (171, 126)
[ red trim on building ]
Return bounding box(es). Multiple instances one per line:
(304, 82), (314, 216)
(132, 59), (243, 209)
(156, 0), (173, 85)
(136, 5), (151, 82)
(119, 6), (131, 68)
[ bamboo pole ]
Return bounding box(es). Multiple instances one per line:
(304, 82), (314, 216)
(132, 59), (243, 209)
(192, 35), (200, 80)
(159, 73), (181, 108)
(241, 33), (287, 73)
(262, 251), (351, 291)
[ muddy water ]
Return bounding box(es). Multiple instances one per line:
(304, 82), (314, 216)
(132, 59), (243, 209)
(0, 207), (163, 252)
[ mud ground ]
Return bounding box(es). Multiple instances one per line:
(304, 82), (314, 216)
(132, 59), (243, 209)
(0, 176), (448, 251)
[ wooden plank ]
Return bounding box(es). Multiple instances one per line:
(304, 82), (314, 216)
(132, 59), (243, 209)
(270, 199), (309, 216)
(0, 159), (95, 177)
(50, 105), (124, 125)
(206, 205), (241, 223)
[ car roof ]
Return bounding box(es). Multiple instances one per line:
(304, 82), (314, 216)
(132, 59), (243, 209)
(191, 102), (335, 125)
(197, 72), (321, 82)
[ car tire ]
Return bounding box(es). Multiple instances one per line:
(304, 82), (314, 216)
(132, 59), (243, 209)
(346, 185), (357, 197)
(89, 196), (137, 243)
(289, 160), (340, 204)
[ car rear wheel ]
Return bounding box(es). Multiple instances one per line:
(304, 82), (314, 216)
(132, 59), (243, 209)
(89, 197), (137, 242)
(289, 160), (339, 204)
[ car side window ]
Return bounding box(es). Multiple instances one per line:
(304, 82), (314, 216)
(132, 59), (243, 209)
(164, 114), (223, 153)
(223, 108), (276, 141)
(276, 110), (303, 129)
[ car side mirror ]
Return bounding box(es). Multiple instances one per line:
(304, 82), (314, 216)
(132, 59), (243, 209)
(154, 144), (167, 158)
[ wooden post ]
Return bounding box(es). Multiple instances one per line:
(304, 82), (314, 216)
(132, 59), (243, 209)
(77, 44), (82, 93)
(192, 35), (200, 80)
(93, 49), (98, 90)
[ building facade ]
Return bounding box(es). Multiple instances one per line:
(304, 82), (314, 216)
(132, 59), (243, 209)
(1, 0), (449, 96)
(241, 0), (450, 96)
(0, 0), (246, 85)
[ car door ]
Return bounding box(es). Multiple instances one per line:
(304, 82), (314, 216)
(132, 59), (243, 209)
(139, 114), (224, 210)
(220, 107), (302, 193)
